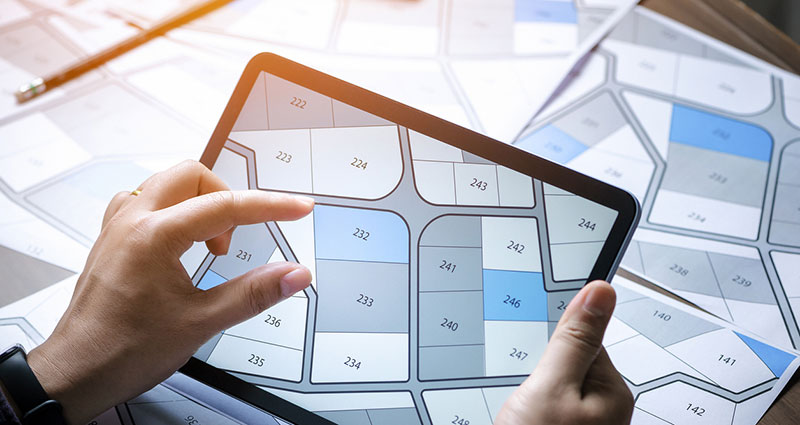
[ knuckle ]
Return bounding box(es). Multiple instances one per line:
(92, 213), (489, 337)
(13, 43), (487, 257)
(179, 158), (203, 171)
(172, 159), (207, 180)
(127, 215), (157, 245)
(616, 385), (635, 416)
(206, 190), (234, 209)
(244, 281), (275, 316)
(559, 320), (603, 354)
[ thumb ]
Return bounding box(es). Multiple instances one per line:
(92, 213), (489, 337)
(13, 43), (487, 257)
(534, 280), (616, 388)
(199, 262), (311, 332)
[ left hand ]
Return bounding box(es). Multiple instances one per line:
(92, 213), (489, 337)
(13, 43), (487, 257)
(27, 160), (315, 424)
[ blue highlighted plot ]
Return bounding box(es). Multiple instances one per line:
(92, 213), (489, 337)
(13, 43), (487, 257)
(197, 269), (227, 291)
(314, 205), (409, 264)
(735, 331), (796, 377)
(483, 269), (547, 321)
(669, 104), (773, 162)
(515, 0), (578, 24)
(515, 125), (588, 164)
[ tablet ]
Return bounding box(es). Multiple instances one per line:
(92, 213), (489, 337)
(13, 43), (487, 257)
(114, 358), (333, 425)
(186, 53), (640, 424)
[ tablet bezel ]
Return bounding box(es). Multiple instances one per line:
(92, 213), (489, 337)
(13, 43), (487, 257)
(178, 358), (334, 424)
(200, 52), (640, 283)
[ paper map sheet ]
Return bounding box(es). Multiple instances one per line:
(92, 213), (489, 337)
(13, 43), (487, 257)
(0, 0), (636, 271)
(515, 6), (800, 350)
(2, 2), (800, 425)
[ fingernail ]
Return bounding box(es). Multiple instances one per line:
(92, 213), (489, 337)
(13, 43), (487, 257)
(280, 267), (311, 298)
(582, 282), (613, 318)
(295, 195), (315, 208)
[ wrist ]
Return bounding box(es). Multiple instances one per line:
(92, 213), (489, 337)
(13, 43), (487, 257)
(28, 342), (85, 425)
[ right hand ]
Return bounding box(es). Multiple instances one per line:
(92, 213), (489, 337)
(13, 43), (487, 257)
(495, 281), (634, 425)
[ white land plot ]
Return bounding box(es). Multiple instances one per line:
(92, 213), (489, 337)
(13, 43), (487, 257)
(773, 252), (800, 328)
(769, 140), (800, 247)
(408, 130), (535, 208)
(542, 184), (618, 281)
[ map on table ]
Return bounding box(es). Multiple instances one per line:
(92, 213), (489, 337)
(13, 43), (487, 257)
(184, 0), (640, 141)
(0, 0), (636, 274)
(2, 271), (797, 424)
(515, 6), (800, 351)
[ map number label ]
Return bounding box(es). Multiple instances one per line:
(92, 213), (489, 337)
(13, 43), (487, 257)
(248, 354), (265, 367)
(503, 295), (521, 308)
(441, 318), (459, 332)
(439, 260), (456, 273)
(357, 293), (374, 307)
(452, 415), (470, 425)
(686, 403), (706, 416)
(353, 227), (370, 241)
(708, 172), (727, 184)
(578, 218), (596, 231)
(544, 142), (563, 153)
(688, 212), (707, 223)
(470, 178), (487, 191)
(507, 240), (525, 254)
(185, 416), (200, 425)
(275, 151), (292, 163)
(605, 167), (622, 178)
(718, 355), (737, 366)
(510, 348), (528, 361)
(264, 314), (281, 327)
(669, 263), (689, 277)
(653, 310), (671, 321)
(236, 250), (252, 262)
(26, 244), (43, 257)
(732, 275), (752, 287)
(351, 157), (368, 170)
(290, 96), (306, 109)
(712, 128), (731, 140)
(344, 356), (361, 369)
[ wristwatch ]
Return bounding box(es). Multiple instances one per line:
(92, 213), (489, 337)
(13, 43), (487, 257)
(0, 344), (67, 425)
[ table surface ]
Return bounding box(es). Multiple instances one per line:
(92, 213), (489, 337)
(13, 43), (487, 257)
(2, 0), (799, 423)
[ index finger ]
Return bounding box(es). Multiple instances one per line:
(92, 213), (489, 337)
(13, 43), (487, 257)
(132, 160), (231, 212)
(151, 190), (314, 253)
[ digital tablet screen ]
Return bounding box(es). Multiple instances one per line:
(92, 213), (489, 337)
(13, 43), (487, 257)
(186, 54), (638, 424)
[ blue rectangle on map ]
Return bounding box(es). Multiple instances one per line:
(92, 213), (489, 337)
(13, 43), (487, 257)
(197, 269), (227, 290)
(670, 104), (772, 162)
(483, 269), (547, 321)
(515, 0), (578, 24)
(314, 205), (409, 264)
(515, 124), (588, 164)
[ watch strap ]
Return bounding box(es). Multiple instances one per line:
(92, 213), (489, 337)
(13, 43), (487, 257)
(0, 345), (66, 425)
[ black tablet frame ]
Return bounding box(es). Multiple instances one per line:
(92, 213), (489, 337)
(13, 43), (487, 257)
(179, 358), (334, 424)
(200, 52), (641, 283)
(186, 52), (641, 419)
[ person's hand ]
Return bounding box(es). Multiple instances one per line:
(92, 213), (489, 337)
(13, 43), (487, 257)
(496, 281), (633, 425)
(26, 160), (314, 424)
